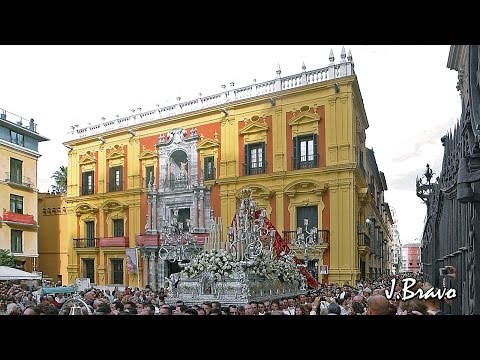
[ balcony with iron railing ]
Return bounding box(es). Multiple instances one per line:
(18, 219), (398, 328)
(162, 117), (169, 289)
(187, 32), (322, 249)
(66, 48), (355, 142)
(135, 232), (208, 247)
(282, 229), (330, 246)
(204, 167), (216, 181)
(99, 236), (129, 247)
(243, 161), (267, 176)
(358, 233), (371, 247)
(4, 172), (34, 190)
(136, 234), (160, 247)
(79, 186), (95, 196)
(73, 238), (100, 248)
(2, 211), (35, 226)
(292, 154), (319, 170)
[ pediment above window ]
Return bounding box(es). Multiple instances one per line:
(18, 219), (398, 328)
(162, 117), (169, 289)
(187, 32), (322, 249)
(288, 111), (321, 126)
(197, 138), (220, 151)
(285, 180), (328, 197)
(240, 121), (269, 136)
(139, 145), (158, 160)
(235, 185), (273, 200)
(75, 203), (98, 215)
(106, 145), (125, 160)
(102, 200), (128, 212)
(79, 151), (97, 165)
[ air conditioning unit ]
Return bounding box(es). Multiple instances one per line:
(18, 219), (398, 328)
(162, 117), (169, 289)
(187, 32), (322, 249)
(0, 113), (6, 120)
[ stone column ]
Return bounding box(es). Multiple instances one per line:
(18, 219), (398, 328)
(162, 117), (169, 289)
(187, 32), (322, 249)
(199, 190), (205, 229)
(193, 190), (198, 228)
(157, 258), (166, 290)
(148, 252), (157, 290)
(142, 253), (149, 287)
(151, 195), (157, 232)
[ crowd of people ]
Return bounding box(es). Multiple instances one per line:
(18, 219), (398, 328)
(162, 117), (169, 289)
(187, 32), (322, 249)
(0, 271), (452, 315)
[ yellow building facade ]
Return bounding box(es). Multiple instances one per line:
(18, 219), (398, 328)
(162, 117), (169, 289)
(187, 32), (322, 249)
(0, 108), (48, 272)
(37, 193), (68, 283)
(63, 48), (392, 287)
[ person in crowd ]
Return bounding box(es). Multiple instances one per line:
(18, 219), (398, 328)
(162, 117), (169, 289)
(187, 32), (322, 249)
(366, 295), (390, 315)
(23, 306), (41, 315)
(184, 308), (198, 315)
(229, 305), (238, 315)
(202, 301), (212, 315)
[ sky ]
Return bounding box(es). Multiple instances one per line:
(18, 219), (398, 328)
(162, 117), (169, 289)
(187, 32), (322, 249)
(0, 45), (461, 245)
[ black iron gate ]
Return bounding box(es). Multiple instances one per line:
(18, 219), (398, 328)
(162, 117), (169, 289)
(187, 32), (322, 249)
(417, 45), (480, 315)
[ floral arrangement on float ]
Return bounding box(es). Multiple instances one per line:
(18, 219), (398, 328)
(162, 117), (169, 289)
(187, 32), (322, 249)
(181, 249), (240, 281)
(275, 251), (305, 283)
(181, 247), (305, 286)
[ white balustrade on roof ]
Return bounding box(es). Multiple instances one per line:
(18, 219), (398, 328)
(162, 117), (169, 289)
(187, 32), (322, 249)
(66, 48), (354, 141)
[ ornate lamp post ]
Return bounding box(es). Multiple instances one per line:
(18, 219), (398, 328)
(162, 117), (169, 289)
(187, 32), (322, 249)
(158, 211), (203, 263)
(227, 189), (276, 262)
(295, 218), (318, 273)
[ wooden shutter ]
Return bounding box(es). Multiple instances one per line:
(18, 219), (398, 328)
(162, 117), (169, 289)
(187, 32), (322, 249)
(244, 144), (250, 175)
(293, 137), (299, 170)
(313, 133), (318, 167)
(118, 166), (123, 190)
(261, 142), (266, 172)
(82, 172), (88, 195)
(109, 167), (115, 192)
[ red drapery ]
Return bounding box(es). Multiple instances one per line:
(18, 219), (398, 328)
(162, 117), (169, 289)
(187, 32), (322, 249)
(230, 210), (319, 289)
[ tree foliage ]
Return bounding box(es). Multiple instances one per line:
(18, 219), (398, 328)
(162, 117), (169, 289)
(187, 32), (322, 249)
(51, 165), (67, 194)
(0, 249), (17, 267)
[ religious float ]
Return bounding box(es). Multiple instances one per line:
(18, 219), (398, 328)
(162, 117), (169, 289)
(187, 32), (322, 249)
(165, 189), (317, 306)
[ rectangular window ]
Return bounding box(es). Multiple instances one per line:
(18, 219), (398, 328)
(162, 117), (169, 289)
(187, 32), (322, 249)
(10, 158), (23, 184)
(204, 156), (215, 180)
(10, 194), (23, 214)
(11, 230), (22, 253)
(81, 171), (94, 195)
(85, 221), (95, 247)
(10, 131), (24, 146)
(293, 134), (318, 169)
(296, 206), (318, 231)
(145, 165), (154, 187)
(244, 143), (265, 175)
(109, 166), (123, 192)
(113, 219), (124, 237)
(83, 258), (95, 283)
(111, 259), (124, 284)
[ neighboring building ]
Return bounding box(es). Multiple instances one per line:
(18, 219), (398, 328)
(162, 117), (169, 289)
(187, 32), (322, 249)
(62, 47), (392, 288)
(37, 193), (68, 283)
(402, 242), (421, 273)
(0, 108), (49, 272)
(390, 208), (402, 274)
(359, 148), (394, 280)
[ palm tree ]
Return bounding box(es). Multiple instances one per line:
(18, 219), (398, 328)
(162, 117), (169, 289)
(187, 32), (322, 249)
(51, 165), (67, 194)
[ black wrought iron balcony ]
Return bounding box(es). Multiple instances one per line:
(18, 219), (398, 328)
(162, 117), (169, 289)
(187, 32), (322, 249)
(204, 167), (216, 181)
(292, 154), (319, 170)
(358, 233), (371, 247)
(80, 186), (95, 196)
(243, 161), (267, 175)
(282, 229), (330, 245)
(73, 238), (100, 248)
